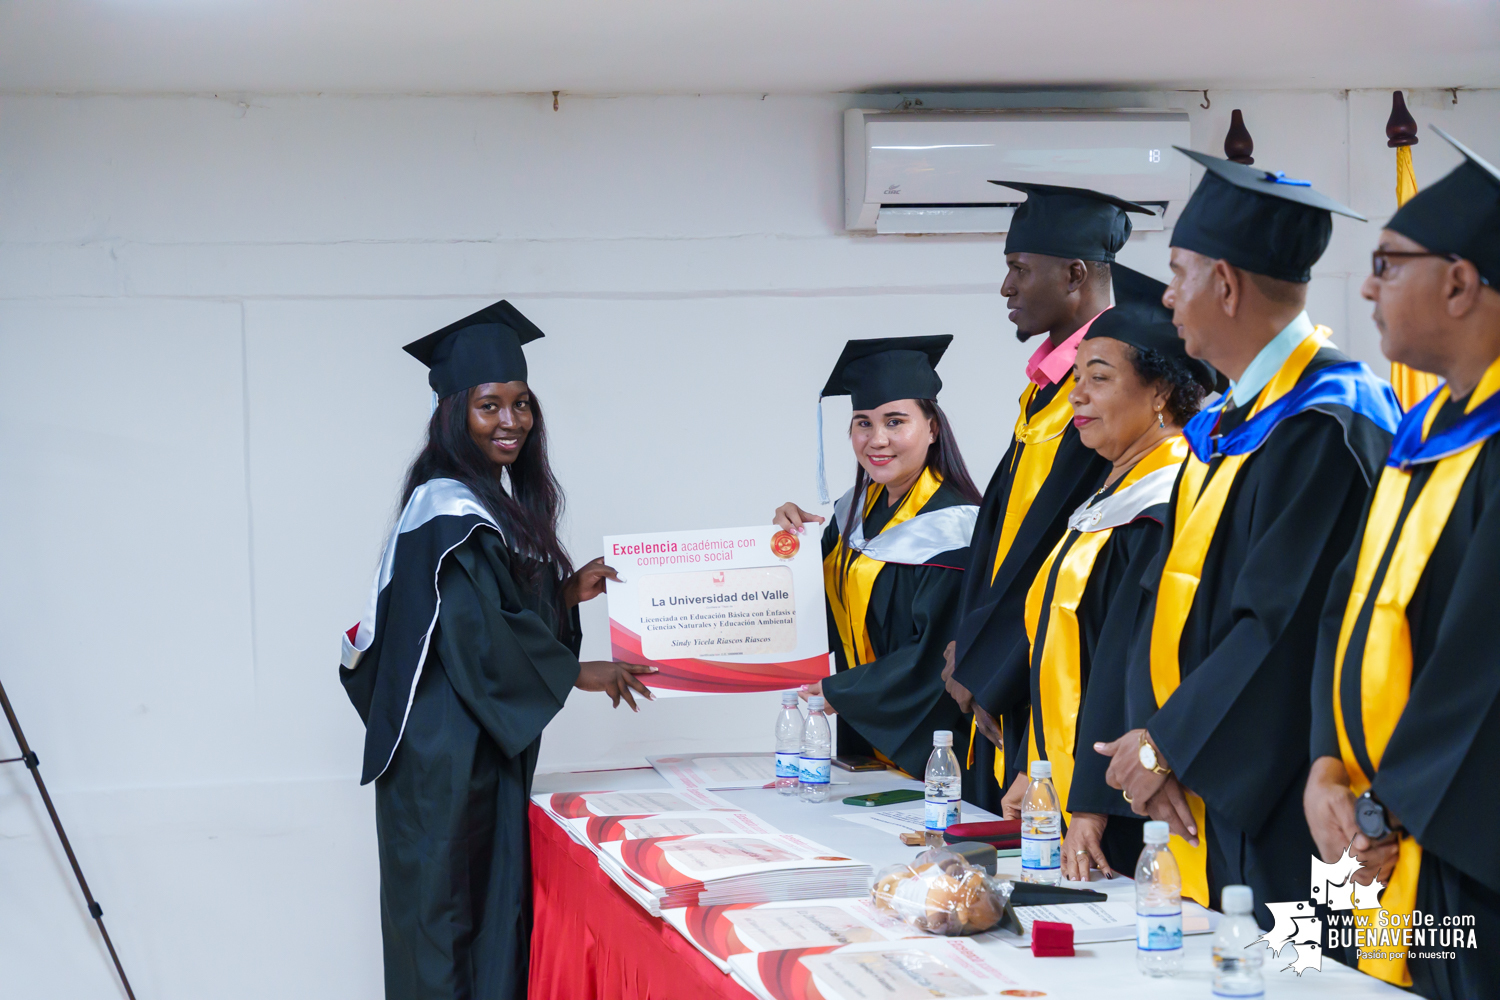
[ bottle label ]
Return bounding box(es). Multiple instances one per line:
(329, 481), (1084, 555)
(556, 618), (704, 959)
(799, 755), (830, 784)
(775, 752), (800, 778)
(1021, 834), (1061, 872)
(1137, 911), (1183, 951)
(924, 798), (959, 831)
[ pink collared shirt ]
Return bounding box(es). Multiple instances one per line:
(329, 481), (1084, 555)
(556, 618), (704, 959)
(1024, 311), (1104, 387)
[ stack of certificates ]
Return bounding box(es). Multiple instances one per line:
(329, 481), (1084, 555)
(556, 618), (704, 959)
(532, 787), (743, 839)
(728, 937), (1042, 1000)
(598, 832), (875, 916)
(660, 896), (926, 973)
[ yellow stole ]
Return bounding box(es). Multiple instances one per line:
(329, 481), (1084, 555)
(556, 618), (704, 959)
(992, 376), (1079, 583)
(1148, 326), (1330, 908)
(1025, 436), (1189, 825)
(824, 467), (945, 670)
(968, 376), (1078, 775)
(1330, 357), (1500, 987)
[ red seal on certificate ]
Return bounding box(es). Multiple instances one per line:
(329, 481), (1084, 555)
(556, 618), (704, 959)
(770, 530), (800, 559)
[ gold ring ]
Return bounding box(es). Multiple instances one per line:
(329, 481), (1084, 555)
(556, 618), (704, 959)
(1075, 849), (1088, 856)
(1122, 790), (1134, 804)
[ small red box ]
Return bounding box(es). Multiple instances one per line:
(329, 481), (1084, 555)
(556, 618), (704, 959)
(1030, 920), (1075, 957)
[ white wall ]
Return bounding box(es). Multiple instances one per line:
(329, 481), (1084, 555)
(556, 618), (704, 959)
(1, 88), (1496, 998)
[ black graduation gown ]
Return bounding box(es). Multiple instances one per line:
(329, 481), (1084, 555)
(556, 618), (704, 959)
(821, 482), (975, 790)
(375, 528), (580, 1000)
(1008, 472), (1161, 874)
(952, 377), (1110, 808)
(1312, 394), (1500, 999)
(1127, 347), (1392, 928)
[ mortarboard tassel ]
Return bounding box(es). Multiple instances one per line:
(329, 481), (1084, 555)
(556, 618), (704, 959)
(815, 394), (830, 506)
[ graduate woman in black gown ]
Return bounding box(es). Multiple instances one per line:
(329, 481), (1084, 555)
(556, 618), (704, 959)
(995, 266), (1217, 878)
(339, 301), (655, 1000)
(773, 337), (982, 784)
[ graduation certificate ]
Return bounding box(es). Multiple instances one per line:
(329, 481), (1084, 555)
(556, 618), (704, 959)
(603, 524), (831, 696)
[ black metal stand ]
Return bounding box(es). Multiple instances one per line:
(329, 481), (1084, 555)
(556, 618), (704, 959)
(0, 678), (137, 999)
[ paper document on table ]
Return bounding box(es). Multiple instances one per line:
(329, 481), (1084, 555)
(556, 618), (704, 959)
(569, 810), (780, 852)
(601, 832), (874, 911)
(995, 898), (1214, 946)
(650, 752), (846, 790)
(661, 897), (926, 973)
(650, 752), (773, 789)
(830, 808), (927, 834)
(531, 787), (738, 824)
(728, 937), (1040, 1000)
(832, 803), (998, 835)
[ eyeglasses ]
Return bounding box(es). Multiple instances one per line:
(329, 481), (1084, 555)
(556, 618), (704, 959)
(1371, 249), (1491, 285)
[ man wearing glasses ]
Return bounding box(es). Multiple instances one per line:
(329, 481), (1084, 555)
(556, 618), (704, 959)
(1096, 147), (1402, 928)
(1306, 128), (1500, 1000)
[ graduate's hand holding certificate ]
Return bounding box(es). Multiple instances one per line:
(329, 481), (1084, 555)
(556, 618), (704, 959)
(563, 555), (622, 607)
(564, 554), (658, 710)
(771, 502), (825, 535)
(575, 661), (658, 711)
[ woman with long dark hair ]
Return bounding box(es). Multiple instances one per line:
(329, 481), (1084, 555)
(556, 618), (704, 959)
(339, 301), (654, 1000)
(773, 336), (983, 792)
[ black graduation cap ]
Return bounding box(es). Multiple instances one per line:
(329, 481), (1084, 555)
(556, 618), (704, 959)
(1085, 265), (1222, 393)
(820, 335), (952, 411)
(988, 182), (1156, 263)
(815, 335), (952, 502)
(1169, 148), (1367, 283)
(401, 300), (545, 398)
(1386, 127), (1500, 289)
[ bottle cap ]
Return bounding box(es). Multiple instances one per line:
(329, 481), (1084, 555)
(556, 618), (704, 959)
(1143, 820), (1170, 843)
(807, 695), (825, 711)
(1029, 760), (1052, 779)
(1222, 885), (1254, 914)
(933, 730), (953, 747)
(781, 690), (799, 706)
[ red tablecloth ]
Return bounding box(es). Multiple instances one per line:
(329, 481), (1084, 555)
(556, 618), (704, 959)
(529, 803), (754, 1000)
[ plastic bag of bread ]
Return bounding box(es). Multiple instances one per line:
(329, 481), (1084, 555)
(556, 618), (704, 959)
(870, 847), (1012, 935)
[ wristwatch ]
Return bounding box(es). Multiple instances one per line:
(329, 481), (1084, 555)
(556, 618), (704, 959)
(1356, 790), (1401, 840)
(1138, 732), (1172, 775)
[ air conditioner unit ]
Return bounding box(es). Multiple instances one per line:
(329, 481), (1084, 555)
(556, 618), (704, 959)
(844, 109), (1193, 235)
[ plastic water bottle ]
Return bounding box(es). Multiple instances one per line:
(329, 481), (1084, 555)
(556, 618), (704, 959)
(1135, 820), (1184, 977)
(1020, 760), (1062, 884)
(798, 696), (832, 803)
(774, 691), (805, 796)
(1213, 885), (1265, 997)
(923, 730), (963, 846)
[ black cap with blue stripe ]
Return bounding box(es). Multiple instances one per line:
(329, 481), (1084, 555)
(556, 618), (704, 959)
(1170, 148), (1366, 283)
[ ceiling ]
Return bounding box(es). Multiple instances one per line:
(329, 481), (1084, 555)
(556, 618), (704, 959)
(2, 0), (1497, 95)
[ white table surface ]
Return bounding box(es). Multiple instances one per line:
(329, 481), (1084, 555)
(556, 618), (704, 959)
(533, 765), (1407, 999)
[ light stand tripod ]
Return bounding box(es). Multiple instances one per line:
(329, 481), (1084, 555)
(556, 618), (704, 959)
(0, 677), (137, 999)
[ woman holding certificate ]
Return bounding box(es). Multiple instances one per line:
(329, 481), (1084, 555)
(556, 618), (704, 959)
(999, 266), (1218, 879)
(774, 336), (983, 785)
(338, 301), (655, 1000)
